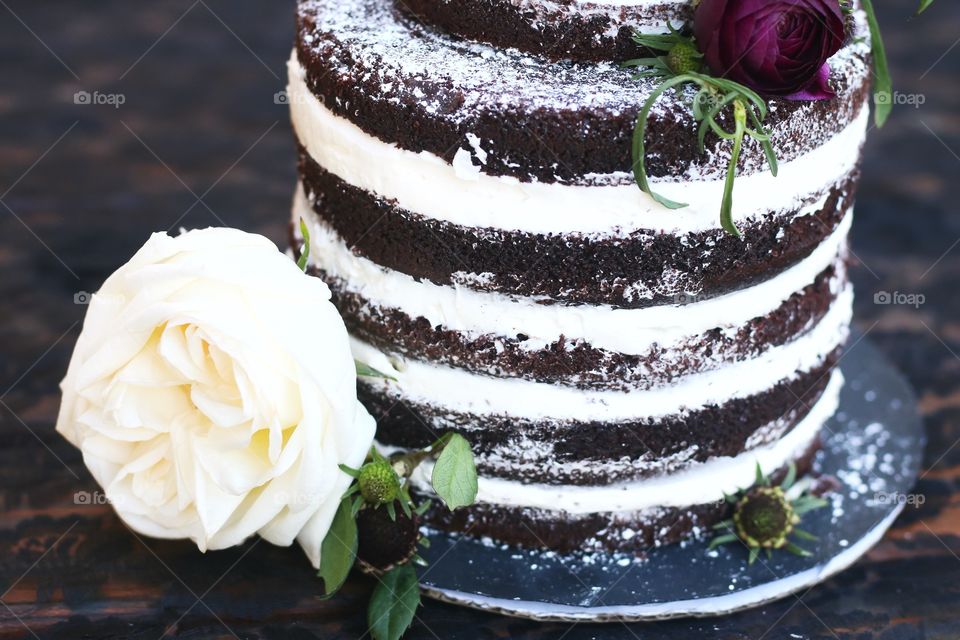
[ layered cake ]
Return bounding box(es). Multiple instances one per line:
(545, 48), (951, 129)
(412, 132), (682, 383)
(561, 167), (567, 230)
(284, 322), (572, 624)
(288, 0), (870, 552)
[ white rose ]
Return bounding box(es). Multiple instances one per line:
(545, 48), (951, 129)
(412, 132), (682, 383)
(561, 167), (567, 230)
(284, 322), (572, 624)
(56, 228), (375, 568)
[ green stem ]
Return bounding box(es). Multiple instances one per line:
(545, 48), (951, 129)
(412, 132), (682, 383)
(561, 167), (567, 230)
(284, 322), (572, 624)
(632, 74), (697, 209)
(698, 91), (738, 150)
(861, 0), (893, 127)
(391, 433), (453, 479)
(297, 217), (311, 272)
(747, 107), (779, 177)
(720, 100), (747, 238)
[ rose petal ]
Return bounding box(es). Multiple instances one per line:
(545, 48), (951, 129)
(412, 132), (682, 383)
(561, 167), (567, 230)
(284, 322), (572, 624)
(785, 63), (836, 100)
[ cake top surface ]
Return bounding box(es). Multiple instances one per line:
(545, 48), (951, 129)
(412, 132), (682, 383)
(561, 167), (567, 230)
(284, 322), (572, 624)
(298, 0), (867, 116)
(296, 0), (870, 182)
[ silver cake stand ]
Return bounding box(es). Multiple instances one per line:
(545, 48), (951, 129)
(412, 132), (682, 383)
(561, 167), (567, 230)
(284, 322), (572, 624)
(415, 337), (926, 621)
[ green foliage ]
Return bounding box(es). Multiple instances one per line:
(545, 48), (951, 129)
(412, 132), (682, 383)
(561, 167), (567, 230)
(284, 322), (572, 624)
(317, 497), (358, 598)
(368, 564), (421, 640)
(297, 217), (311, 272)
(431, 433), (478, 510)
(861, 0), (893, 127)
(626, 27), (777, 235)
(355, 360), (397, 381)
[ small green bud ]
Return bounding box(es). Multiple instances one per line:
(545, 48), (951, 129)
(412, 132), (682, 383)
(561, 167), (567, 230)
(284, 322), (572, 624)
(667, 41), (702, 75)
(734, 98), (748, 123)
(358, 461), (401, 505)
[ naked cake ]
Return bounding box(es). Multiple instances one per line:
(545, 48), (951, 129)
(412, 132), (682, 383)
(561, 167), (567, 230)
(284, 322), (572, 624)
(287, 0), (870, 553)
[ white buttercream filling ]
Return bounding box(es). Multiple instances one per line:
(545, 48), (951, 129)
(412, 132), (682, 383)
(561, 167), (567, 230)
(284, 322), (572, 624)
(386, 371), (842, 513)
(295, 186), (851, 356)
(350, 285), (850, 421)
(288, 54), (868, 235)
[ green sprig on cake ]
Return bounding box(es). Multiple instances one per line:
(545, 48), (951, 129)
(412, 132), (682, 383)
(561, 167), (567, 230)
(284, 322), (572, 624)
(627, 0), (937, 235)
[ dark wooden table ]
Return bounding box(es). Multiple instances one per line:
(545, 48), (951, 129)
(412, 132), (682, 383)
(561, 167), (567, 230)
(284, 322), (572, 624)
(1, 1), (958, 638)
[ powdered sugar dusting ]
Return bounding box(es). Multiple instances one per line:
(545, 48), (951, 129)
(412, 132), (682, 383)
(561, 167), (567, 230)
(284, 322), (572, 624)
(297, 0), (871, 183)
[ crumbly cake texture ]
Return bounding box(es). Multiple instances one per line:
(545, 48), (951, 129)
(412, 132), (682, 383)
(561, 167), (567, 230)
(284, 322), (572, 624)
(399, 0), (691, 62)
(290, 0), (870, 552)
(295, 0), (870, 182)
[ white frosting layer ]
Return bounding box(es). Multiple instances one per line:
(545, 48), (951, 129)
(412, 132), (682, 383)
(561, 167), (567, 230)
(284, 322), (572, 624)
(288, 54), (868, 235)
(388, 371), (842, 514)
(351, 285), (850, 421)
(295, 185), (851, 355)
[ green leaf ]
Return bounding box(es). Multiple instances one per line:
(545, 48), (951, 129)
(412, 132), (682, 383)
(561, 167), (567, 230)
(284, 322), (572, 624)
(631, 32), (682, 52)
(339, 464), (361, 478)
(748, 547), (760, 565)
(784, 542), (813, 557)
(297, 217), (311, 272)
(622, 57), (665, 69)
(356, 360), (397, 381)
(702, 75), (768, 119)
(792, 528), (818, 542)
(414, 499), (432, 516)
(792, 495), (829, 515)
(747, 108), (779, 177)
(781, 463), (797, 491)
(719, 100), (747, 238)
(430, 433), (478, 510)
(917, 0), (936, 14)
(317, 496), (358, 598)
(708, 533), (738, 549)
(368, 564), (421, 640)
(861, 0), (893, 127)
(696, 91), (738, 151)
(632, 74), (694, 210)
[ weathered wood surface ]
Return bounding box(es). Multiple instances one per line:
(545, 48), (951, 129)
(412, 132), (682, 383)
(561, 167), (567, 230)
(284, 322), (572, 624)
(1, 1), (958, 638)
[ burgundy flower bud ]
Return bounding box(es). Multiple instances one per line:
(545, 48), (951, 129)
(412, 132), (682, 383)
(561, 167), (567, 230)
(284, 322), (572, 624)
(694, 0), (846, 100)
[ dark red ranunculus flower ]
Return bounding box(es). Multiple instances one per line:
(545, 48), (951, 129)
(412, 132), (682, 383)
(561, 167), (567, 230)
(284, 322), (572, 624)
(693, 0), (846, 100)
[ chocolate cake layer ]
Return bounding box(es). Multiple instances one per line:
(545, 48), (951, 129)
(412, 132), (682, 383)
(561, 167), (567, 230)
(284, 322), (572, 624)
(417, 438), (821, 554)
(363, 347), (840, 485)
(298, 146), (856, 307)
(313, 261), (845, 392)
(296, 0), (871, 183)
(398, 0), (684, 63)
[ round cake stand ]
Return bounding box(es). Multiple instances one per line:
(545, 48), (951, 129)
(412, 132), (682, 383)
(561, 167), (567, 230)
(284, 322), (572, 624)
(416, 337), (926, 622)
